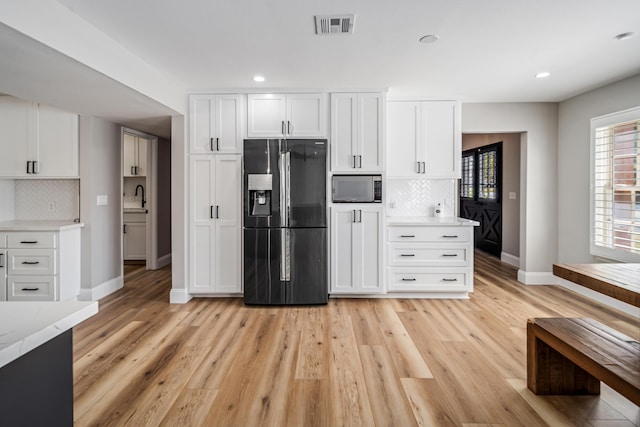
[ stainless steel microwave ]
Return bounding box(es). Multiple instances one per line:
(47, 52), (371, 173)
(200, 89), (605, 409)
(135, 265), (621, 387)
(332, 175), (382, 203)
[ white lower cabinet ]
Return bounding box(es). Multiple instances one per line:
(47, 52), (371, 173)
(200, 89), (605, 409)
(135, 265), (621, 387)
(386, 224), (474, 295)
(123, 212), (146, 260)
(189, 155), (242, 294)
(331, 205), (383, 294)
(2, 228), (81, 301)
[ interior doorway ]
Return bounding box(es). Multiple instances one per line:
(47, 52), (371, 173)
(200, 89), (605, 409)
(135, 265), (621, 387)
(460, 142), (503, 257)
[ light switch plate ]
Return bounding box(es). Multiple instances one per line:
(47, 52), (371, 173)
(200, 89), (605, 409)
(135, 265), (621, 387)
(509, 192), (517, 200)
(97, 195), (108, 206)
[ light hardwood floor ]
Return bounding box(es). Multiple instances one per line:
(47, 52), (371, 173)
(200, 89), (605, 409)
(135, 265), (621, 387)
(73, 252), (640, 426)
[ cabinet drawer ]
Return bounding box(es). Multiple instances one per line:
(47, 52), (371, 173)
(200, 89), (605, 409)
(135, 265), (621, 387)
(0, 233), (6, 249)
(8, 249), (56, 275)
(388, 243), (469, 267)
(124, 212), (147, 222)
(7, 232), (57, 249)
(7, 275), (56, 301)
(388, 268), (468, 292)
(387, 226), (471, 243)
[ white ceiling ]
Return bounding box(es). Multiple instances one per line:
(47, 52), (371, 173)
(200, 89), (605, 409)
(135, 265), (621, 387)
(4, 0), (640, 137)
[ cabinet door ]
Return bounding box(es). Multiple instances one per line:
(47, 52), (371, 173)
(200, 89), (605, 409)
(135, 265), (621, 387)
(330, 93), (357, 171)
(0, 97), (35, 177)
(286, 93), (327, 137)
(0, 249), (6, 301)
(190, 95), (216, 153)
(216, 94), (242, 153)
(190, 95), (242, 154)
(330, 206), (383, 294)
(123, 133), (137, 176)
(386, 101), (421, 178)
(247, 94), (286, 138)
(136, 137), (148, 177)
(190, 157), (216, 292)
(213, 155), (241, 293)
(422, 101), (460, 178)
(331, 207), (356, 293)
(37, 104), (79, 177)
(123, 222), (146, 260)
(358, 207), (383, 292)
(358, 93), (383, 172)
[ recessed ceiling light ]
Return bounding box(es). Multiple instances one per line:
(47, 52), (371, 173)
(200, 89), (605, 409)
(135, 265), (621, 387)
(535, 72), (551, 79)
(615, 32), (634, 41)
(419, 34), (439, 44)
(253, 75), (265, 83)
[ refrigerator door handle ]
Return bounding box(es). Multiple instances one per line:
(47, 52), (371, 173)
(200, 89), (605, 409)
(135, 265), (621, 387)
(280, 229), (291, 281)
(279, 152), (286, 226)
(284, 151), (291, 227)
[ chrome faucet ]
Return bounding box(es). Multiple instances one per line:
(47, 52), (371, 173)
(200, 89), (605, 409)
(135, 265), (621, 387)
(135, 184), (146, 208)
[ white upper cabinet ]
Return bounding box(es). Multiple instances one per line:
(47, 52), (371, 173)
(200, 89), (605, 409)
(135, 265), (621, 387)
(331, 92), (384, 172)
(247, 93), (327, 138)
(190, 94), (243, 154)
(0, 97), (78, 178)
(387, 100), (460, 178)
(123, 133), (148, 177)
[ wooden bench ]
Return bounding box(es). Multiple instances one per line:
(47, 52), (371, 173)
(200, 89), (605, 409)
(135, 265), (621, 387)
(527, 318), (640, 406)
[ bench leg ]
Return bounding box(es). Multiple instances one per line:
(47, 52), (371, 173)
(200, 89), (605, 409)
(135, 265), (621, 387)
(527, 332), (600, 396)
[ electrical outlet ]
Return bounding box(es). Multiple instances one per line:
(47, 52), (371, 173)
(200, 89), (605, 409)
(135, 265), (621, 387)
(48, 201), (56, 212)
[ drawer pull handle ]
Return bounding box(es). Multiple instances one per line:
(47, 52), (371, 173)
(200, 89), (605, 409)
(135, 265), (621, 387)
(442, 278), (458, 282)
(442, 235), (458, 238)
(400, 235), (415, 238)
(402, 278), (416, 281)
(400, 254), (415, 257)
(21, 287), (40, 291)
(442, 254), (458, 257)
(20, 241), (38, 244)
(22, 261), (40, 265)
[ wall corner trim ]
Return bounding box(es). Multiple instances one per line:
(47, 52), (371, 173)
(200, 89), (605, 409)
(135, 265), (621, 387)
(170, 289), (192, 304)
(517, 270), (555, 285)
(77, 276), (123, 301)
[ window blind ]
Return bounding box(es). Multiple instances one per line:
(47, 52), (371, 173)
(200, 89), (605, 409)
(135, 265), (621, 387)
(591, 107), (640, 261)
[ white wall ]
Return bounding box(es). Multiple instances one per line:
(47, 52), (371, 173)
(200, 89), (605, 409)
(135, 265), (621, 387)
(79, 116), (123, 300)
(170, 114), (189, 303)
(462, 103), (558, 283)
(557, 73), (640, 264)
(0, 180), (15, 221)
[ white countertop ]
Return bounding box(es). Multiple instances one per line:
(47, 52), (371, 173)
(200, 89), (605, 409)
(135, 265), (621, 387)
(0, 301), (98, 369)
(386, 216), (480, 226)
(0, 220), (84, 231)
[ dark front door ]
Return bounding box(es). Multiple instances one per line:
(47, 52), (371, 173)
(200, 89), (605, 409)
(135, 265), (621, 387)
(460, 142), (502, 257)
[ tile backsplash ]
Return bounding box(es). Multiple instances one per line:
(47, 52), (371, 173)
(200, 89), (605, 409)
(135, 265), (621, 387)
(386, 179), (457, 217)
(123, 177), (146, 209)
(15, 179), (80, 220)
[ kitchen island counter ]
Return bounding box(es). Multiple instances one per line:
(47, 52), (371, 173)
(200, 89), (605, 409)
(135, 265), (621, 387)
(0, 301), (98, 425)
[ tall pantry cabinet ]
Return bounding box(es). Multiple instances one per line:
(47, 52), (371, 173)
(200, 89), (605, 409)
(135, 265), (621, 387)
(188, 94), (243, 294)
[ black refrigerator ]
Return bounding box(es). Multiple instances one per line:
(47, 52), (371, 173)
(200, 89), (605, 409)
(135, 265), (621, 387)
(243, 139), (328, 305)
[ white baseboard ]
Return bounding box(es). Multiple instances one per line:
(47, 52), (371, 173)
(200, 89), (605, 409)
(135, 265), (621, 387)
(155, 253), (172, 269)
(500, 252), (520, 268)
(555, 277), (640, 318)
(170, 288), (193, 304)
(77, 275), (123, 301)
(517, 270), (555, 285)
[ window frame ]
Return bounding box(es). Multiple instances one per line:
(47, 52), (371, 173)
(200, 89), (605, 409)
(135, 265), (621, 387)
(590, 106), (640, 262)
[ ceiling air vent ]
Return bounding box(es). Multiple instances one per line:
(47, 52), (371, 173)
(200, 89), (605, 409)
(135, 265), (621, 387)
(315, 14), (355, 35)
